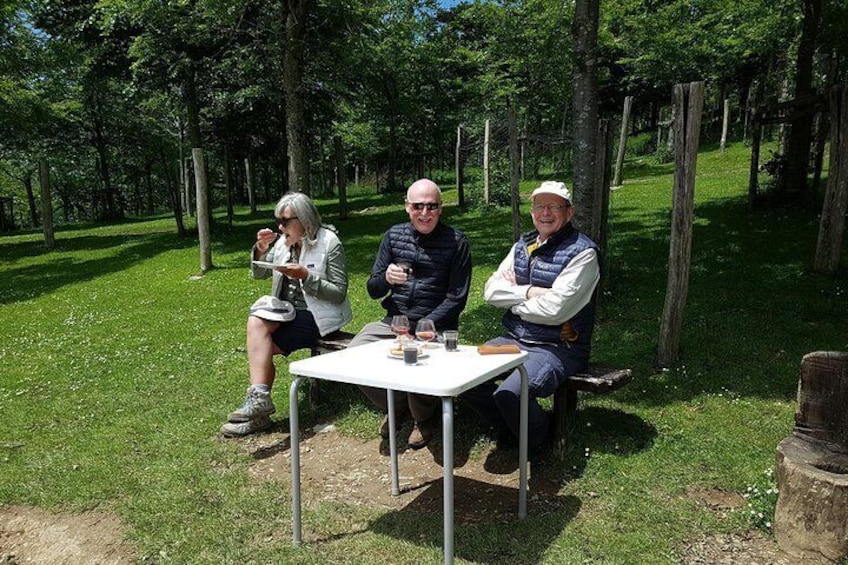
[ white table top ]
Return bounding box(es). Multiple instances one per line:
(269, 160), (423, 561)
(289, 339), (528, 397)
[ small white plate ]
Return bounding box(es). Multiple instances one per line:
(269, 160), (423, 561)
(387, 348), (429, 360)
(252, 260), (277, 269)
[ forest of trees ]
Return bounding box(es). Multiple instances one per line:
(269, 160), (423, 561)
(1, 0), (846, 231)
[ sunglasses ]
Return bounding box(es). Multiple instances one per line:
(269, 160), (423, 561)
(408, 202), (441, 212)
(276, 216), (299, 227)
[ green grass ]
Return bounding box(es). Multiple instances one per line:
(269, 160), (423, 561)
(2, 140), (847, 563)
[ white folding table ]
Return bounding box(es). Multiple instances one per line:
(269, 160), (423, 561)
(287, 340), (529, 565)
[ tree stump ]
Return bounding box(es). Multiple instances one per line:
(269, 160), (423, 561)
(774, 351), (848, 562)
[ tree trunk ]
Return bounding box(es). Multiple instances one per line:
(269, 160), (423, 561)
(38, 158), (55, 251)
(782, 0), (822, 196)
(508, 103), (521, 242)
(612, 96), (632, 187)
(455, 124), (465, 207)
(571, 0), (600, 233)
(160, 141), (185, 237)
(657, 82), (704, 368)
(720, 98), (730, 153)
(813, 85), (848, 274)
(23, 172), (38, 228)
(193, 148), (213, 273)
(245, 156), (256, 213)
(283, 0), (312, 195)
(334, 135), (348, 221)
(483, 118), (490, 204)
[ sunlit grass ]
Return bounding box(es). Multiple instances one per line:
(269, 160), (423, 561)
(1, 141), (846, 563)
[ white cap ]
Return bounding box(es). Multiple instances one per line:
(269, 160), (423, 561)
(531, 181), (572, 204)
(248, 295), (296, 322)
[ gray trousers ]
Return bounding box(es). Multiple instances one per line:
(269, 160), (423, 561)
(350, 320), (438, 422)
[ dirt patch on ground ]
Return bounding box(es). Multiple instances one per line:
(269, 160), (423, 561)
(0, 505), (136, 565)
(0, 425), (799, 564)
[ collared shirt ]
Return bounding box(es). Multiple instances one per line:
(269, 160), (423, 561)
(483, 241), (599, 326)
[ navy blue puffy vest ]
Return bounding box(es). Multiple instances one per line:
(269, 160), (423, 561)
(502, 224), (598, 351)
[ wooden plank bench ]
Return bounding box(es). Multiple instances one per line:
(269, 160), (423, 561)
(309, 332), (632, 448)
(552, 366), (633, 451)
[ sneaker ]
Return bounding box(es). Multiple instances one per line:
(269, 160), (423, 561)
(220, 415), (272, 438)
(408, 418), (438, 450)
(228, 388), (275, 423)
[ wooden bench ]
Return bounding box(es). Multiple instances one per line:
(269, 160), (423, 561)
(309, 332), (632, 448)
(552, 366), (633, 450)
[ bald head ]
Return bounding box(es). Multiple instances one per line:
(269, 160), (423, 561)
(405, 178), (443, 235)
(406, 178), (441, 201)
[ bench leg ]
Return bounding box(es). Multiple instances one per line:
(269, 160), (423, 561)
(553, 387), (579, 452)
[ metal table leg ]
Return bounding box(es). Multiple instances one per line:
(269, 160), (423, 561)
(387, 389), (399, 496)
(518, 365), (528, 518)
(290, 376), (306, 544)
(442, 396), (454, 565)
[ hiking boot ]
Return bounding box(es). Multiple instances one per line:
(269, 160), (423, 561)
(228, 388), (275, 423)
(408, 417), (438, 450)
(220, 415), (272, 438)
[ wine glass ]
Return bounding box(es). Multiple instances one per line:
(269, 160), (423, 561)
(416, 318), (436, 348)
(390, 315), (410, 345)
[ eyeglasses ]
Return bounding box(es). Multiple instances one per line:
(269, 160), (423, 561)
(531, 204), (570, 214)
(277, 216), (299, 227)
(408, 202), (441, 212)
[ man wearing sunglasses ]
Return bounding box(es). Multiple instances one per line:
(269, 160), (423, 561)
(462, 181), (600, 459)
(349, 178), (472, 450)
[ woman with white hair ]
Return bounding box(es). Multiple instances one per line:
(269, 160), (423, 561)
(221, 192), (352, 437)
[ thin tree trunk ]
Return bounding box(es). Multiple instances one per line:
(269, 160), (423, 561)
(720, 98), (730, 153)
(23, 173), (38, 227)
(612, 96), (632, 187)
(334, 135), (348, 221)
(39, 158), (55, 250)
(245, 156), (256, 213)
(483, 118), (490, 204)
(193, 148), (213, 273)
(455, 124), (465, 207)
(508, 103), (521, 242)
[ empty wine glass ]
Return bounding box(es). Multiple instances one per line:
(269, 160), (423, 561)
(416, 318), (436, 347)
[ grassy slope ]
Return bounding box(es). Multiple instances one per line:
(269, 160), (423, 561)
(1, 141), (846, 564)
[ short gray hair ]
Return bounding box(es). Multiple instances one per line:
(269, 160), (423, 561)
(274, 192), (322, 246)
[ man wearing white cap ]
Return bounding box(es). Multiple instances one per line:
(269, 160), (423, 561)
(462, 181), (600, 456)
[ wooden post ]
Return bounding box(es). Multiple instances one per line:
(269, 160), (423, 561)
(612, 95), (633, 187)
(455, 124), (465, 207)
(813, 85), (848, 274)
(192, 148), (212, 273)
(334, 135), (348, 221)
(38, 158), (55, 251)
(720, 98), (730, 153)
(508, 104), (521, 242)
(657, 81), (704, 368)
(483, 118), (490, 204)
(592, 119), (612, 263)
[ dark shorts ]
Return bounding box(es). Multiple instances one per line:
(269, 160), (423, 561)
(271, 309), (321, 356)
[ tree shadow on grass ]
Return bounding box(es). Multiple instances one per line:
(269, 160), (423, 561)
(369, 476), (580, 564)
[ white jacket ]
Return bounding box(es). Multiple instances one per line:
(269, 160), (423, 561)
(251, 227), (352, 336)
